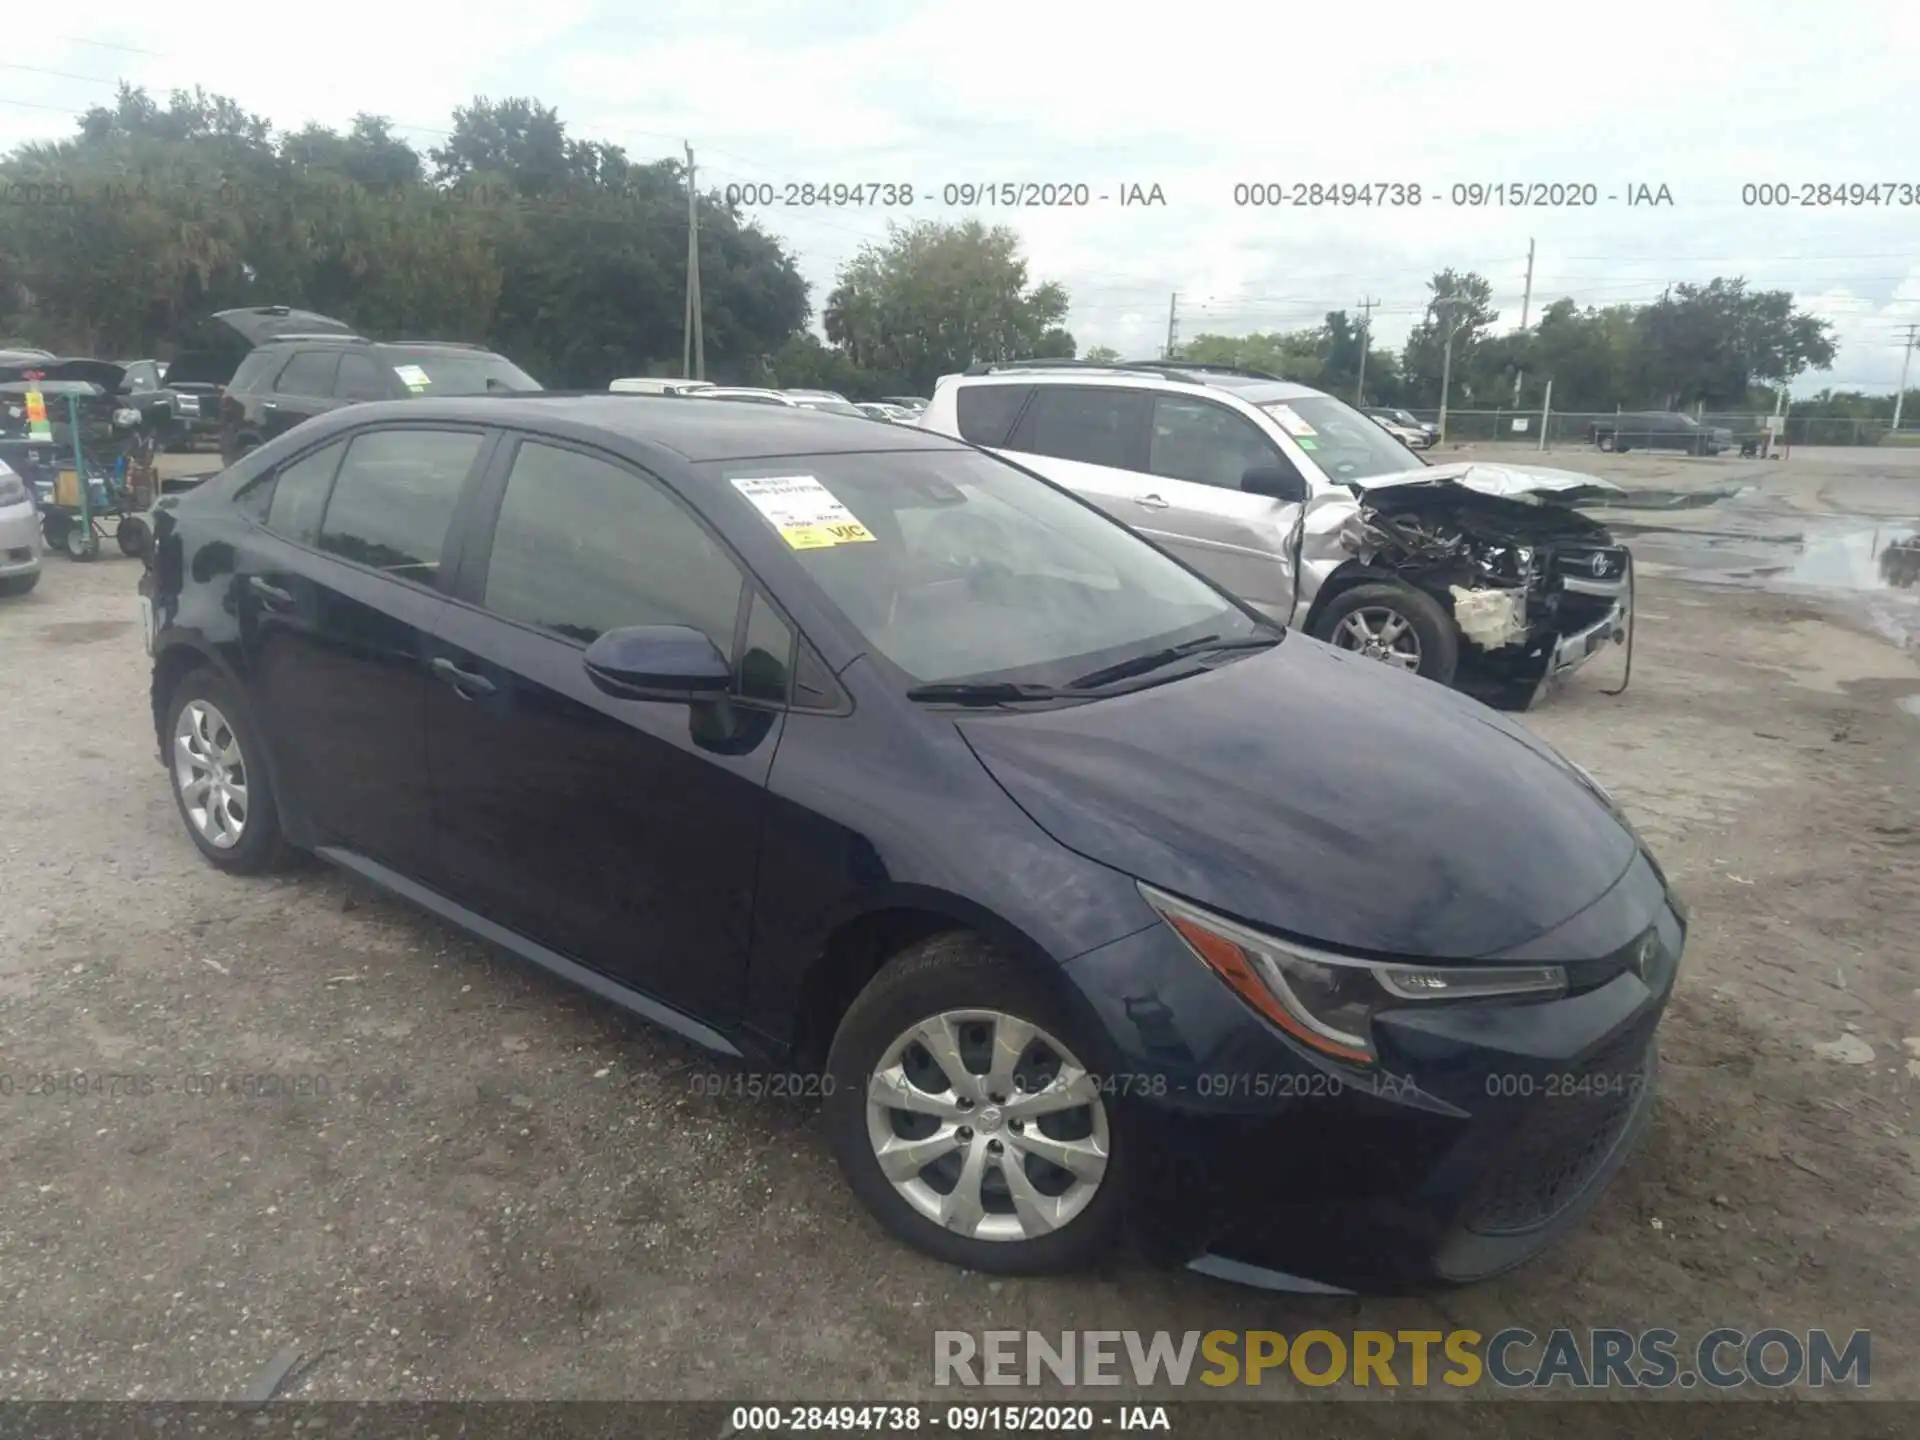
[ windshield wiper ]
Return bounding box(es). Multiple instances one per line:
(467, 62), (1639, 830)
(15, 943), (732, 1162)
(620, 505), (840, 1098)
(1067, 629), (1283, 691)
(904, 680), (1075, 705)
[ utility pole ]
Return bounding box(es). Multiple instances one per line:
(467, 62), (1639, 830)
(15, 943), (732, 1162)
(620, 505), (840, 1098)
(1436, 290), (1465, 445)
(683, 142), (705, 380)
(1355, 296), (1379, 404)
(1164, 292), (1178, 359)
(1894, 323), (1919, 433)
(1512, 237), (1534, 407)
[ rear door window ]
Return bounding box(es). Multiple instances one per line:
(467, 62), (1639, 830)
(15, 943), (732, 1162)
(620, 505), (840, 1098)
(263, 439), (349, 545)
(1006, 387), (1150, 470)
(315, 428), (486, 584)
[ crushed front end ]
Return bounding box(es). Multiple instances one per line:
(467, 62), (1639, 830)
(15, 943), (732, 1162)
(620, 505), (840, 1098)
(1314, 485), (1632, 703)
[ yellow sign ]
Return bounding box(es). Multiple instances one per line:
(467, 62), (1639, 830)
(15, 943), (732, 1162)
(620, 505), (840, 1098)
(731, 475), (876, 550)
(24, 389), (47, 424)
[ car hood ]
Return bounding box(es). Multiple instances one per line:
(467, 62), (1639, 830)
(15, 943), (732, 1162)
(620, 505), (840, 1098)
(955, 637), (1640, 959)
(1350, 460), (1625, 502)
(210, 306), (356, 345)
(0, 357), (127, 391)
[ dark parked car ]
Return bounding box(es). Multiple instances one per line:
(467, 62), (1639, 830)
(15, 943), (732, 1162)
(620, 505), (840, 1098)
(1587, 411), (1732, 455)
(140, 398), (1686, 1293)
(163, 307), (364, 456)
(116, 358), (208, 449)
(218, 336), (540, 466)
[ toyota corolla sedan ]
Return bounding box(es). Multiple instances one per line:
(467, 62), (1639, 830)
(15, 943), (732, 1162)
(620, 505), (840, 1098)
(140, 396), (1685, 1293)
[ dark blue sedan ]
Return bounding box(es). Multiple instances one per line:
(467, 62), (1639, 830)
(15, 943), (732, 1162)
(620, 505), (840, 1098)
(140, 396), (1685, 1293)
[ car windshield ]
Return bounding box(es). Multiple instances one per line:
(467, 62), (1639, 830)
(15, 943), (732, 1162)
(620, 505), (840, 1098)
(708, 448), (1261, 688)
(1257, 395), (1427, 482)
(378, 348), (541, 395)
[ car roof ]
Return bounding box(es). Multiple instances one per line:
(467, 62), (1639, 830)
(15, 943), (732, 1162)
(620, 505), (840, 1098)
(311, 394), (973, 462)
(949, 365), (1324, 403)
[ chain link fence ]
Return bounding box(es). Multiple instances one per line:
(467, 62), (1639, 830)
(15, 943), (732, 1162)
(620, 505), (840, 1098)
(1395, 409), (1920, 449)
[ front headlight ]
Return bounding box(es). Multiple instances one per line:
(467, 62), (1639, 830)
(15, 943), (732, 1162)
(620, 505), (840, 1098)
(0, 468), (26, 506)
(1140, 884), (1566, 1065)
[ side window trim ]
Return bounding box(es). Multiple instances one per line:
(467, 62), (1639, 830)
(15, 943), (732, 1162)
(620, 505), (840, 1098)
(293, 422), (497, 595)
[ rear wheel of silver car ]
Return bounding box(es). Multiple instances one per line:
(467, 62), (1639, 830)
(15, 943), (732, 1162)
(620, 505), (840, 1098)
(165, 670), (294, 873)
(1313, 582), (1459, 685)
(825, 934), (1128, 1274)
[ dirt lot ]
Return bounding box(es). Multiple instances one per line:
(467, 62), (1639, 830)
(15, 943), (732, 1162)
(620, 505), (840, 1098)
(0, 445), (1916, 1404)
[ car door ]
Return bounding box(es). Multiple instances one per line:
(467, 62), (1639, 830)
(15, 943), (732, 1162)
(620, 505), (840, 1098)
(262, 349), (343, 441)
(1135, 394), (1306, 613)
(995, 384), (1158, 518)
(240, 424), (492, 881)
(423, 434), (785, 1023)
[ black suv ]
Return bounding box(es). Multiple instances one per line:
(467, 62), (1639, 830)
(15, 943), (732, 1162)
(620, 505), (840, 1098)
(1587, 411), (1733, 456)
(219, 338), (540, 466)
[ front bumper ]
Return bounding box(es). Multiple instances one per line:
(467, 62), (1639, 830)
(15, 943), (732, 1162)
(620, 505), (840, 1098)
(1548, 595), (1629, 679)
(0, 503), (44, 575)
(1064, 870), (1683, 1293)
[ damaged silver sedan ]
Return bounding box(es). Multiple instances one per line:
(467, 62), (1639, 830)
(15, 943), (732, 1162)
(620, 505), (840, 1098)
(921, 365), (1633, 709)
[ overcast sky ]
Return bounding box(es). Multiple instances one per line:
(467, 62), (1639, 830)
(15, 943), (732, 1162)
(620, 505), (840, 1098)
(6, 0), (1917, 395)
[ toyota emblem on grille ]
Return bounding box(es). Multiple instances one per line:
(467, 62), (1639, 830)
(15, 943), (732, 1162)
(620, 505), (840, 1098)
(1590, 552), (1612, 577)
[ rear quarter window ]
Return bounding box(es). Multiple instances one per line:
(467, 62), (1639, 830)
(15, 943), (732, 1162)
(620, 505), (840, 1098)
(954, 384), (1032, 445)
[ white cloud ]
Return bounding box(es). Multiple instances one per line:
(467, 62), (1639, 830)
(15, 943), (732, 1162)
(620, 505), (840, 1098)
(4, 0), (1915, 389)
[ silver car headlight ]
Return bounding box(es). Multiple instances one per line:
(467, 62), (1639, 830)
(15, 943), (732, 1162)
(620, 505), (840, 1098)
(1140, 884), (1566, 1066)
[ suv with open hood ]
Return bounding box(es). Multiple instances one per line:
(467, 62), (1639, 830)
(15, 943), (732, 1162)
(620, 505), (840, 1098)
(920, 361), (1634, 707)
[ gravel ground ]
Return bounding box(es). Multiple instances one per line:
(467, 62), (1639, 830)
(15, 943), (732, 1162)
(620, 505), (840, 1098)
(0, 447), (1915, 1404)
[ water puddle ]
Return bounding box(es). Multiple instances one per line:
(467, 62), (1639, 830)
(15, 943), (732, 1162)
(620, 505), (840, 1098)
(1601, 513), (1920, 647)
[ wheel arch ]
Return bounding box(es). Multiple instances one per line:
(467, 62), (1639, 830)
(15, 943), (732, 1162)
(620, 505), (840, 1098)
(1300, 560), (1435, 636)
(150, 637), (300, 839)
(785, 889), (1090, 1071)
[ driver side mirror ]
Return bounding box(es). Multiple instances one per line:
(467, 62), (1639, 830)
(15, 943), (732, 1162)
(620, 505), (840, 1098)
(584, 624), (732, 702)
(1240, 465), (1308, 505)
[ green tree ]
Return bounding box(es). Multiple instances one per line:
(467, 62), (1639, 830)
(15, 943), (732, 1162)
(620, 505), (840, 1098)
(823, 220), (1073, 391)
(1401, 270), (1499, 406)
(1083, 344), (1121, 363)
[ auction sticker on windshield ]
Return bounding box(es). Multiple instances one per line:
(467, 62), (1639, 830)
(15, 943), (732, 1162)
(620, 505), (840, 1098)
(731, 474), (875, 549)
(1266, 404), (1317, 438)
(391, 364), (430, 391)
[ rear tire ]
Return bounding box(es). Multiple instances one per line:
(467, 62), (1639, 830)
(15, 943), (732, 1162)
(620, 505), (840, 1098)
(1311, 581), (1460, 685)
(824, 933), (1129, 1276)
(0, 572), (39, 596)
(163, 667), (297, 874)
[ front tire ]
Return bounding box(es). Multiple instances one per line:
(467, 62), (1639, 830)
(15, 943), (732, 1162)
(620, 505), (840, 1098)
(824, 934), (1128, 1275)
(163, 668), (296, 873)
(1311, 581), (1460, 685)
(0, 571), (39, 596)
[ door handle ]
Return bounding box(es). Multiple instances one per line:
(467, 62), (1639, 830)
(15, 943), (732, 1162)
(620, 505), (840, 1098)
(261, 400), (279, 409)
(248, 576), (294, 608)
(1135, 493), (1170, 510)
(432, 656), (497, 698)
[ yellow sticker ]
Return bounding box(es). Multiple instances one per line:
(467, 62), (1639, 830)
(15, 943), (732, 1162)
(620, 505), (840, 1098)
(731, 475), (875, 550)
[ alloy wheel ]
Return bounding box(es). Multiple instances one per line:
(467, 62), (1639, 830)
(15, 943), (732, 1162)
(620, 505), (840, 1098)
(865, 1009), (1110, 1242)
(173, 699), (249, 848)
(1332, 606), (1424, 670)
